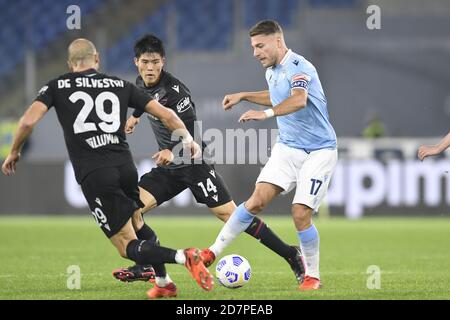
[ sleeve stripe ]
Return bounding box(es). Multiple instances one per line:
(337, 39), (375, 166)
(291, 74), (311, 82)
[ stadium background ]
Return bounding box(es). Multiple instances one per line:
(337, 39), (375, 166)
(1, 0), (450, 218)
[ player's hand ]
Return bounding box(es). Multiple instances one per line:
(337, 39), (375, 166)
(152, 149), (175, 166)
(182, 141), (202, 161)
(1, 152), (21, 176)
(222, 93), (243, 111)
(125, 116), (140, 134)
(188, 141), (202, 160)
(418, 145), (441, 161)
(238, 110), (267, 123)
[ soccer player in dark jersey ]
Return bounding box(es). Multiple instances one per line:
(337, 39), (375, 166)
(1, 38), (213, 298)
(112, 34), (305, 297)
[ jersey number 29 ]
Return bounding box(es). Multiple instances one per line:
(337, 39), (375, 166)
(70, 91), (120, 134)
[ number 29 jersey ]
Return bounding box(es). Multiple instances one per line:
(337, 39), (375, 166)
(35, 68), (154, 184)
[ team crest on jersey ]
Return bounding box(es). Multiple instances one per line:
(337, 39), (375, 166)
(172, 85), (180, 93)
(176, 96), (191, 113)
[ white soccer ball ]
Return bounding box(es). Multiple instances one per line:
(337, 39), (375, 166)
(215, 254), (251, 288)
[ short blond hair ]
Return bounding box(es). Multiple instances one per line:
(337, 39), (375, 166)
(249, 20), (283, 37)
(68, 38), (97, 65)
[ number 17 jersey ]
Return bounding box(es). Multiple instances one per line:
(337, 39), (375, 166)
(35, 68), (154, 183)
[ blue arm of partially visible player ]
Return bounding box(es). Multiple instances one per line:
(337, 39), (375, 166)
(1, 101), (48, 175)
(238, 88), (307, 123)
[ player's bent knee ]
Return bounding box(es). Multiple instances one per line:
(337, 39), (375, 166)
(131, 210), (144, 230)
(213, 210), (229, 222)
(138, 187), (157, 214)
(141, 203), (156, 215)
(110, 220), (137, 259)
(118, 246), (128, 259)
(246, 185), (279, 213)
(210, 201), (236, 222)
(111, 237), (129, 259)
(292, 204), (313, 230)
(245, 195), (266, 214)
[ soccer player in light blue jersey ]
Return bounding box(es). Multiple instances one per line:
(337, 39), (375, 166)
(201, 20), (338, 290)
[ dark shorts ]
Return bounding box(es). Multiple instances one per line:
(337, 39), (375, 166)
(80, 162), (144, 238)
(139, 164), (232, 208)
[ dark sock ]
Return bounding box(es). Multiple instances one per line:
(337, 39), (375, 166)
(136, 224), (166, 277)
(244, 217), (296, 258)
(152, 265), (167, 278)
(126, 240), (177, 266)
(136, 224), (159, 245)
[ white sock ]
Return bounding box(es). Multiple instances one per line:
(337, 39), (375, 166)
(209, 203), (255, 257)
(303, 251), (320, 279)
(297, 224), (320, 279)
(155, 274), (173, 287)
(175, 250), (186, 265)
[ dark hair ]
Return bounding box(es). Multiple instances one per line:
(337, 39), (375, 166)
(134, 34), (165, 58)
(249, 20), (283, 37)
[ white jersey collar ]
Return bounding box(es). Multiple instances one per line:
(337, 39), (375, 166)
(279, 49), (292, 66)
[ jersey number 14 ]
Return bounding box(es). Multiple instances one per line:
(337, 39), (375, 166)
(198, 178), (218, 197)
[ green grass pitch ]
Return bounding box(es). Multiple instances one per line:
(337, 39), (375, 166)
(0, 216), (449, 300)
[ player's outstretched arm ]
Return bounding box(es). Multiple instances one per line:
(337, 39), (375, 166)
(144, 100), (201, 158)
(238, 89), (306, 123)
(418, 131), (450, 161)
(223, 91), (272, 110)
(271, 88), (307, 116)
(125, 115), (140, 134)
(144, 100), (189, 138)
(1, 101), (48, 175)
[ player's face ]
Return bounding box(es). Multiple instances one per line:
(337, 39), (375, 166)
(251, 34), (279, 68)
(134, 52), (165, 86)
